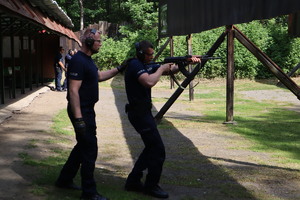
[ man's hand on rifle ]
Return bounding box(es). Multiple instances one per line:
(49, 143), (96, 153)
(187, 56), (201, 64)
(160, 63), (173, 75)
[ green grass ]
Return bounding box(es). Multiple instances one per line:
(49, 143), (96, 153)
(185, 80), (300, 165)
(52, 109), (73, 135)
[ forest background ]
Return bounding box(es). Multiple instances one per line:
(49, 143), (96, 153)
(57, 0), (300, 79)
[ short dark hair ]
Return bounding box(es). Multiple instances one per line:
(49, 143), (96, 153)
(137, 40), (154, 54)
(135, 40), (154, 61)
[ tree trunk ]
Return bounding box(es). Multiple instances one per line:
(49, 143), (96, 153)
(78, 0), (84, 30)
(106, 0), (111, 21)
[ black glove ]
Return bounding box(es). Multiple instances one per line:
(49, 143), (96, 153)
(74, 118), (86, 136)
(117, 59), (131, 73)
(117, 64), (126, 73)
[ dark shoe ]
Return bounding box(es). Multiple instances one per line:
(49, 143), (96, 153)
(55, 181), (81, 190)
(144, 185), (169, 199)
(125, 181), (144, 192)
(80, 194), (109, 200)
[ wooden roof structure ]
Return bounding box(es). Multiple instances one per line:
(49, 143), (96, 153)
(159, 0), (300, 37)
(0, 0), (80, 44)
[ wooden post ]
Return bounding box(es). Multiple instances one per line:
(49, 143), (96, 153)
(29, 36), (33, 91)
(170, 36), (174, 89)
(225, 25), (235, 123)
(10, 33), (16, 98)
(187, 34), (194, 101)
(0, 32), (4, 104)
(40, 35), (44, 86)
(20, 35), (25, 94)
(35, 38), (39, 87)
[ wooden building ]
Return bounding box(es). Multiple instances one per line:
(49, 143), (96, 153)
(0, 0), (80, 104)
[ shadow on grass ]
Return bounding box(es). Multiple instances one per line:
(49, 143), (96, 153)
(10, 139), (150, 200)
(230, 107), (300, 161)
(110, 77), (257, 200)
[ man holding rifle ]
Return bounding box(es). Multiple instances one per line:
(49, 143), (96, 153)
(124, 40), (200, 198)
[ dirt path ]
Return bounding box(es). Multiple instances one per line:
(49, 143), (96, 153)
(0, 79), (299, 200)
(0, 88), (67, 199)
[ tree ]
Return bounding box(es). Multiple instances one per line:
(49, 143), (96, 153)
(56, 0), (158, 31)
(78, 0), (84, 30)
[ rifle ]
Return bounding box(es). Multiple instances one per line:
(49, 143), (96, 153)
(149, 55), (221, 77)
(147, 55), (221, 89)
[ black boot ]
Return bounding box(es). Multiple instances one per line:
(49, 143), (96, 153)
(144, 185), (169, 199)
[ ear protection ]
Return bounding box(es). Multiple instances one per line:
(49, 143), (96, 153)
(135, 42), (144, 61)
(85, 29), (97, 49)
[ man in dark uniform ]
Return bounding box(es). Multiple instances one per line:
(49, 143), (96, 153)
(124, 40), (200, 198)
(55, 28), (125, 200)
(54, 46), (67, 91)
(62, 49), (74, 90)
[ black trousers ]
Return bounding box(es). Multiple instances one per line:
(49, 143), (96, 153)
(54, 66), (62, 90)
(56, 104), (98, 196)
(127, 109), (166, 188)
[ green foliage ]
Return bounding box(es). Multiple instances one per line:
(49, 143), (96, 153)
(122, 0), (158, 30)
(93, 0), (159, 68)
(56, 0), (158, 30)
(234, 21), (272, 79)
(93, 38), (132, 69)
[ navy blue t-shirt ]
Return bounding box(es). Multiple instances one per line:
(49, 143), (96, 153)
(54, 53), (63, 67)
(125, 58), (160, 106)
(67, 51), (99, 106)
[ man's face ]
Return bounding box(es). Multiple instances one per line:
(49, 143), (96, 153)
(143, 48), (154, 64)
(91, 32), (102, 54)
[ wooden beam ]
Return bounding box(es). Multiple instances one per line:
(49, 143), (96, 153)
(234, 25), (300, 99)
(170, 36), (174, 89)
